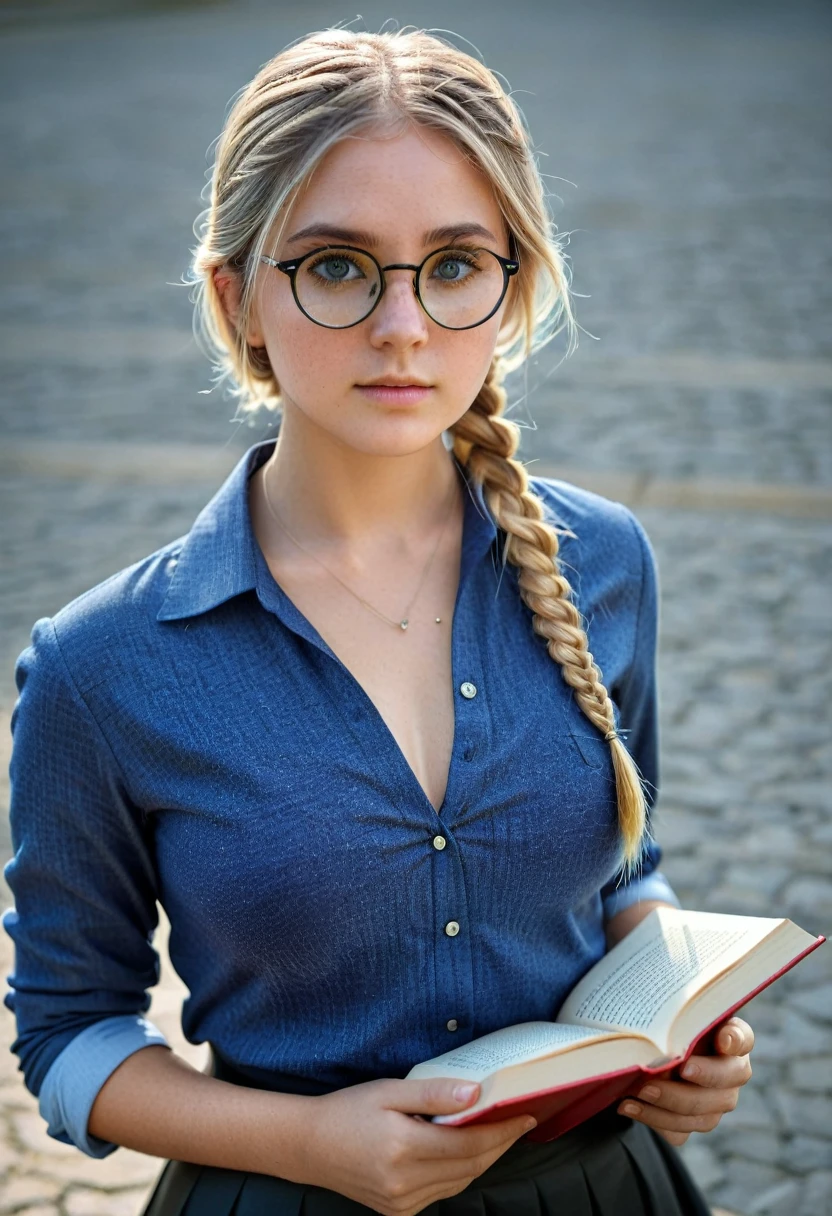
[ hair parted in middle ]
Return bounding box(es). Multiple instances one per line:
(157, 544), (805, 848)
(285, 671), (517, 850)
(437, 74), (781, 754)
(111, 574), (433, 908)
(190, 24), (651, 879)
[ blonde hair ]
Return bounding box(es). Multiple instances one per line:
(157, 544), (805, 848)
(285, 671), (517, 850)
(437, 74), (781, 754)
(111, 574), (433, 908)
(191, 26), (649, 878)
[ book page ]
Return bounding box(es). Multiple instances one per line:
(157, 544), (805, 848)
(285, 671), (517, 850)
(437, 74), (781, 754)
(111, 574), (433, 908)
(406, 1021), (617, 1082)
(557, 907), (784, 1052)
(668, 919), (821, 1055)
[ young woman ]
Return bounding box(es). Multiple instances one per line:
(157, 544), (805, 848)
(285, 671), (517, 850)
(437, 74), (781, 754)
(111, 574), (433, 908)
(4, 26), (755, 1216)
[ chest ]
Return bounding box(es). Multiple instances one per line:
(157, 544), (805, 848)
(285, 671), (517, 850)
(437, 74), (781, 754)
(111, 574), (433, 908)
(258, 521), (463, 814)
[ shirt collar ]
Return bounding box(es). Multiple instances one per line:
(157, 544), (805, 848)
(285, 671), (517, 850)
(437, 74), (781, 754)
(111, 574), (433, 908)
(157, 438), (498, 623)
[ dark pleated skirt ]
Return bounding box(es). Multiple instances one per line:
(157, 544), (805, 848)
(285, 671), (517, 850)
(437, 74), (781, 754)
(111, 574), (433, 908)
(141, 1050), (712, 1216)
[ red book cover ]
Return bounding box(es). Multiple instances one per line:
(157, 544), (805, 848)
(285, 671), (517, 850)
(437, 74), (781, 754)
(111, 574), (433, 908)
(437, 933), (826, 1142)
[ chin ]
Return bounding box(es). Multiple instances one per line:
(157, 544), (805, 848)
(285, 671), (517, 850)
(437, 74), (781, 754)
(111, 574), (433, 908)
(329, 414), (452, 459)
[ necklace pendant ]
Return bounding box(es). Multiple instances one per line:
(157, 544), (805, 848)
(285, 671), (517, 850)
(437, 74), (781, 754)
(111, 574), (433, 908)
(400, 619), (409, 630)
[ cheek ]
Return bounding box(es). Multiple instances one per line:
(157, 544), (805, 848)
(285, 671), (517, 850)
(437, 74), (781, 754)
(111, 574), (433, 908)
(452, 322), (501, 385)
(261, 299), (356, 398)
(438, 322), (503, 415)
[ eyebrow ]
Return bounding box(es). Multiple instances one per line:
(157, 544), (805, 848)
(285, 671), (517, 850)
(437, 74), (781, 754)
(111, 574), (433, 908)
(284, 222), (499, 248)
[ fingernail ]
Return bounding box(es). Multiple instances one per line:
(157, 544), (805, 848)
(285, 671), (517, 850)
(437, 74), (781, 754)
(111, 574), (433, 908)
(524, 1117), (538, 1131)
(639, 1085), (660, 1102)
(723, 1033), (737, 1051)
(682, 1062), (699, 1079)
(621, 1102), (640, 1116)
(454, 1082), (479, 1102)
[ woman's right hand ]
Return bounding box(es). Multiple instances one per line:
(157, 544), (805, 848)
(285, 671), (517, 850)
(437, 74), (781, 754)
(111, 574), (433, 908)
(296, 1076), (537, 1214)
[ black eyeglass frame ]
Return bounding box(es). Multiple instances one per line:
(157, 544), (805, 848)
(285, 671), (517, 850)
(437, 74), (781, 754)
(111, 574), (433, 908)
(258, 232), (521, 331)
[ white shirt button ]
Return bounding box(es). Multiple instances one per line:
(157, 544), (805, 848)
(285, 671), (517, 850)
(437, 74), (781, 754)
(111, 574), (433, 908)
(445, 920), (460, 937)
(446, 1018), (459, 1031)
(432, 835), (447, 850)
(460, 682), (477, 699)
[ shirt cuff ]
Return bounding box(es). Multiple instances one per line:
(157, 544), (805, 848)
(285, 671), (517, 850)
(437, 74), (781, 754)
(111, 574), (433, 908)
(601, 869), (682, 923)
(38, 1014), (171, 1158)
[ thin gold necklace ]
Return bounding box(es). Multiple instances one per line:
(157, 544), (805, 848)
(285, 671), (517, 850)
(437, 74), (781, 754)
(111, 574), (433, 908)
(260, 463), (458, 632)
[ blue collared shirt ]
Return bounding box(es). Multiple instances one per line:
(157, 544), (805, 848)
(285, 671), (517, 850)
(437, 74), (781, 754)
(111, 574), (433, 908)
(3, 440), (680, 1158)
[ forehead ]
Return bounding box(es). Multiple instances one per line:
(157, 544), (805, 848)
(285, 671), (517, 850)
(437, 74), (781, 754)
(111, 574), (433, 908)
(284, 123), (504, 245)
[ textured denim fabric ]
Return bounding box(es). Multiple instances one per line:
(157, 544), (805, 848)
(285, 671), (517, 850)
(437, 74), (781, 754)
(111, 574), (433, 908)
(3, 440), (680, 1158)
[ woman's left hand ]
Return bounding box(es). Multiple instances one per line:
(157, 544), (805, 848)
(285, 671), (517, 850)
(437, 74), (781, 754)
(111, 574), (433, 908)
(617, 1015), (755, 1146)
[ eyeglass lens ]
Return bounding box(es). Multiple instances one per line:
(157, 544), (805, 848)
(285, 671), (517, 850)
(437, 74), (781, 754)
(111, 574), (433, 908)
(294, 247), (507, 328)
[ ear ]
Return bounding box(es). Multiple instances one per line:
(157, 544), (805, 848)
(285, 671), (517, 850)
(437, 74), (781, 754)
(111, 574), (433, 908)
(212, 266), (266, 348)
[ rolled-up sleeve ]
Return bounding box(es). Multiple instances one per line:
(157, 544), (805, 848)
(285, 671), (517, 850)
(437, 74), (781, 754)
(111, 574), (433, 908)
(2, 618), (171, 1158)
(599, 509), (682, 923)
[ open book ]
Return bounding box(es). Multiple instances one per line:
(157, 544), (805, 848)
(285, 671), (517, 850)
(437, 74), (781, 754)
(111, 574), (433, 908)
(406, 907), (825, 1142)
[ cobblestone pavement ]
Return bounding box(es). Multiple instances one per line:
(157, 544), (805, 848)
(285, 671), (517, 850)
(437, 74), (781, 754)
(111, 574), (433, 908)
(1, 1), (830, 1213)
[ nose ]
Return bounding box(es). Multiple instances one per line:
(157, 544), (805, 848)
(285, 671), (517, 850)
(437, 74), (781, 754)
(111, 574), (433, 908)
(367, 267), (429, 348)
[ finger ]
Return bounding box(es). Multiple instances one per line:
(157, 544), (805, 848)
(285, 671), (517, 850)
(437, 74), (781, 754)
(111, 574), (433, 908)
(618, 1099), (722, 1134)
(655, 1128), (691, 1147)
(631, 1079), (739, 1116)
(407, 1122), (532, 1195)
(410, 1111), (536, 1161)
(714, 1016), (755, 1056)
(679, 1053), (753, 1088)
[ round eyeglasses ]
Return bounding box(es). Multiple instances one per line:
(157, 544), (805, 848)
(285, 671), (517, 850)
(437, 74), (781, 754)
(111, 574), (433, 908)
(259, 235), (520, 331)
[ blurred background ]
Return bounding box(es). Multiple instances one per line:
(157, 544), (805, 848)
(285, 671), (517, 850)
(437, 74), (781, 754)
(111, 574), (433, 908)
(0, 0), (830, 1212)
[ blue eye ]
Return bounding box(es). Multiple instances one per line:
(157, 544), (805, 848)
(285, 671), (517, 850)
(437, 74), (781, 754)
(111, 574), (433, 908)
(308, 256), (361, 282)
(431, 253), (479, 283)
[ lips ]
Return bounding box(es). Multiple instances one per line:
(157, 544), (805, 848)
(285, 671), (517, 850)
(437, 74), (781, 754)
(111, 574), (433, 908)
(356, 383), (433, 405)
